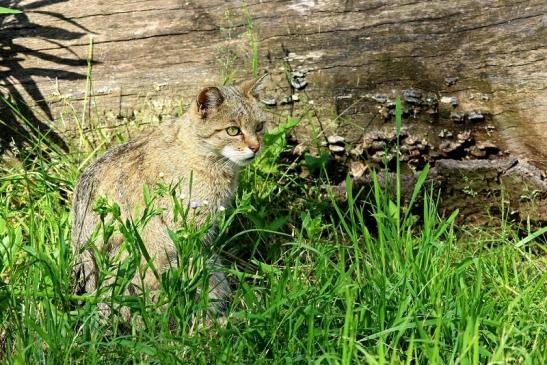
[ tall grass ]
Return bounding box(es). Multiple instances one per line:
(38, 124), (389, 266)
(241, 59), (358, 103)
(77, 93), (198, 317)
(0, 98), (545, 364)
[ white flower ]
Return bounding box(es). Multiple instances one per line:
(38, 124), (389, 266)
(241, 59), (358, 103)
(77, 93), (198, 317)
(158, 172), (165, 178)
(178, 193), (186, 200)
(190, 201), (200, 209)
(218, 205), (226, 212)
(203, 200), (209, 206)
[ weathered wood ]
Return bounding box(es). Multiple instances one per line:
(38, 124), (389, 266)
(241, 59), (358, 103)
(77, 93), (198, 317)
(2, 1), (545, 154)
(1, 0), (546, 222)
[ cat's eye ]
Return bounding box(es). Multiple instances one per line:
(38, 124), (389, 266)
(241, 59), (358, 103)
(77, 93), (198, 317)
(256, 122), (265, 132)
(226, 126), (241, 136)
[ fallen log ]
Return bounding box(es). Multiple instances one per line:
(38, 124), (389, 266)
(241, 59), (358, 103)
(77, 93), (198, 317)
(1, 0), (546, 223)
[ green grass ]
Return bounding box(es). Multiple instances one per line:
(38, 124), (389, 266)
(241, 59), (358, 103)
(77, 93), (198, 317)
(0, 7), (22, 15)
(0, 100), (546, 364)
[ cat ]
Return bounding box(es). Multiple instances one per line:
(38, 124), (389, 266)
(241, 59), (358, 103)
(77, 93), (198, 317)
(71, 75), (268, 313)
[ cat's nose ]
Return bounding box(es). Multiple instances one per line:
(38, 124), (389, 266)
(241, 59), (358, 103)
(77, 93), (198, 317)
(249, 144), (260, 153)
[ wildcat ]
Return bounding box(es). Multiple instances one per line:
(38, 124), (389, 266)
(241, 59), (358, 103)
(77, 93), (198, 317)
(71, 75), (268, 312)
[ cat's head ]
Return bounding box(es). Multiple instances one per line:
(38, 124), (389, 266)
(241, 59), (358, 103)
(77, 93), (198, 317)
(188, 75), (269, 166)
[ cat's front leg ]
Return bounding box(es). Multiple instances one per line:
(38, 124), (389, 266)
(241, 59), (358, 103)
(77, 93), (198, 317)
(207, 257), (231, 315)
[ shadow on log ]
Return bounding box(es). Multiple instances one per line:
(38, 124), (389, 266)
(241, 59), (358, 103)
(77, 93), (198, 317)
(0, 0), (100, 153)
(329, 158), (547, 225)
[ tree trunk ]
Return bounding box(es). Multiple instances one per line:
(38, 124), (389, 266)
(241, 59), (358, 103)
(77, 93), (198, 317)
(1, 0), (546, 221)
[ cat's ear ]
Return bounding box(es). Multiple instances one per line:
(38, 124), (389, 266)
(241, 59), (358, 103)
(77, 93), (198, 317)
(240, 73), (268, 99)
(196, 87), (224, 119)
